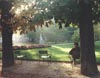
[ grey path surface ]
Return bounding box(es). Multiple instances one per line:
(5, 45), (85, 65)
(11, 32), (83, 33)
(1, 61), (100, 78)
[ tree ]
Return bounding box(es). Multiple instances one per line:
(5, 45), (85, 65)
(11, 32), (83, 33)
(0, 0), (14, 67)
(79, 1), (98, 75)
(0, 0), (38, 67)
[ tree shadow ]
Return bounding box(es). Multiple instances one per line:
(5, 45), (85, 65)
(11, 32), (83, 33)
(1, 61), (100, 78)
(1, 61), (77, 78)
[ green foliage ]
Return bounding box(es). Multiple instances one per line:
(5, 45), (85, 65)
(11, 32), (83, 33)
(26, 24), (77, 43)
(31, 13), (44, 25)
(95, 41), (100, 49)
(26, 31), (36, 42)
(72, 28), (80, 42)
(94, 24), (100, 41)
(42, 0), (100, 26)
(1, 0), (100, 32)
(45, 0), (80, 26)
(0, 0), (80, 31)
(92, 0), (100, 24)
(71, 24), (100, 42)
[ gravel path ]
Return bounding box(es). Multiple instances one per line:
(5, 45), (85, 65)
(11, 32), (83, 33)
(1, 61), (100, 78)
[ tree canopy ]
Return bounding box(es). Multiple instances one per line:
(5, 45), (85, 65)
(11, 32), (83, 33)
(0, 0), (100, 33)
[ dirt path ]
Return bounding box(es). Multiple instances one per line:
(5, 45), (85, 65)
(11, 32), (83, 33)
(1, 61), (100, 78)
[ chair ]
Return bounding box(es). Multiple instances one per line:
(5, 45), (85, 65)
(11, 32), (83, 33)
(69, 54), (80, 68)
(14, 50), (24, 64)
(38, 50), (51, 63)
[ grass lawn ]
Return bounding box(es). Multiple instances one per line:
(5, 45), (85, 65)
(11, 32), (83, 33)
(13, 41), (100, 62)
(13, 43), (73, 62)
(95, 41), (100, 62)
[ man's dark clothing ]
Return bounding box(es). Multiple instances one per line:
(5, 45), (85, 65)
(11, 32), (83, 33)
(69, 47), (80, 60)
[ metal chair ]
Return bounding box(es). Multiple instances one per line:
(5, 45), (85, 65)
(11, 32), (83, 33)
(38, 50), (51, 63)
(14, 50), (24, 64)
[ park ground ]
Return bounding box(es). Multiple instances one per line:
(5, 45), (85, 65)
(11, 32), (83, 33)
(1, 60), (100, 78)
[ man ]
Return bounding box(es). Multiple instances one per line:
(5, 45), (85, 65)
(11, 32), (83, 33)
(69, 42), (80, 64)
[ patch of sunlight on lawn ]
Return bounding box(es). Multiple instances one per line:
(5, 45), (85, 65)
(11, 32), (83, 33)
(52, 53), (71, 61)
(96, 52), (100, 56)
(95, 52), (100, 62)
(52, 45), (71, 53)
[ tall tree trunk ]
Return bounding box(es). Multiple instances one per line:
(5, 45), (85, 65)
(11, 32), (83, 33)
(79, 1), (98, 76)
(2, 24), (14, 67)
(0, 0), (14, 68)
